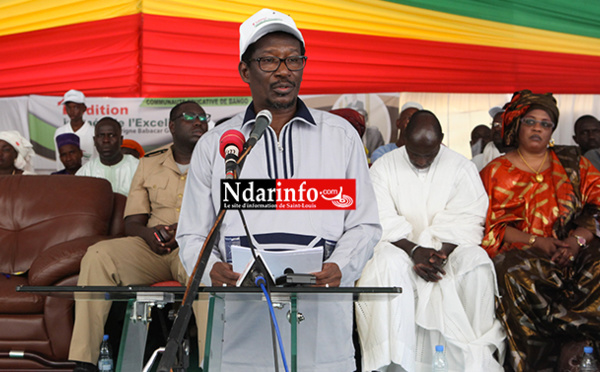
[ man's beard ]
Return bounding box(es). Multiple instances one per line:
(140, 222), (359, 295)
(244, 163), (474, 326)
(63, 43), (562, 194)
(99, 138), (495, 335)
(270, 96), (297, 110)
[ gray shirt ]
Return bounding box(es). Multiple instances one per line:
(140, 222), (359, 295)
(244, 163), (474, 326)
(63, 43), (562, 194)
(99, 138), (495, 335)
(177, 99), (381, 371)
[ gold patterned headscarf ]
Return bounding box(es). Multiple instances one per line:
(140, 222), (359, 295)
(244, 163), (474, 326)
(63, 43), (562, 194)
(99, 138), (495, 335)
(501, 89), (559, 147)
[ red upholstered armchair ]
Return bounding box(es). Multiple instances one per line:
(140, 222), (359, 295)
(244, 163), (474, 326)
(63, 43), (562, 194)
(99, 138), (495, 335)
(0, 175), (126, 371)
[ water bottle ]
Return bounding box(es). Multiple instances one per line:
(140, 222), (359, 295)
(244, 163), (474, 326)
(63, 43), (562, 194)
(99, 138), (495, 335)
(432, 344), (448, 372)
(580, 346), (598, 372)
(98, 334), (113, 372)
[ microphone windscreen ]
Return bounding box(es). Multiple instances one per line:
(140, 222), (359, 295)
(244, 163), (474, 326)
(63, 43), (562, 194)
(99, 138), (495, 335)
(256, 109), (273, 123)
(250, 110), (273, 140)
(219, 129), (246, 159)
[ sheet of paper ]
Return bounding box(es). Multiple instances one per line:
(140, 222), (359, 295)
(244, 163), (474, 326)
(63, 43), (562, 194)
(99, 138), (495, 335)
(231, 245), (323, 278)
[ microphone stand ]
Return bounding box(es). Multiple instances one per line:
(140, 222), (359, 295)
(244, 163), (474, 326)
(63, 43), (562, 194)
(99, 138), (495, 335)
(235, 208), (281, 372)
(156, 143), (256, 372)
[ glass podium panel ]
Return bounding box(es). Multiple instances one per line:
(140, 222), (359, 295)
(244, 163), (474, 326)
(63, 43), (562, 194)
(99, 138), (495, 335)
(17, 285), (400, 372)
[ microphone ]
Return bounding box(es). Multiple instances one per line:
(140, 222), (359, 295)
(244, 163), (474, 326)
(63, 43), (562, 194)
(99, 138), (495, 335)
(219, 129), (246, 179)
(245, 110), (272, 148)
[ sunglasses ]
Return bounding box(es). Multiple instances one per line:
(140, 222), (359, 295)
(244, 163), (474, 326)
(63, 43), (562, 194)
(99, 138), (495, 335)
(179, 112), (211, 122)
(521, 117), (554, 129)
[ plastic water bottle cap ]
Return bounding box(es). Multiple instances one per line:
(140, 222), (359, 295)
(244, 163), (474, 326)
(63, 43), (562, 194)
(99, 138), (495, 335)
(584, 346), (593, 354)
(435, 345), (444, 352)
(103, 335), (109, 341)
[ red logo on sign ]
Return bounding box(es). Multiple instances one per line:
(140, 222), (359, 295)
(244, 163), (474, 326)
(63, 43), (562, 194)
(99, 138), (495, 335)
(275, 179), (355, 210)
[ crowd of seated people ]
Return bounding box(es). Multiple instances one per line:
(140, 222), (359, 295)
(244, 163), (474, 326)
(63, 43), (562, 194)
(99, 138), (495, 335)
(69, 101), (210, 372)
(4, 86), (600, 372)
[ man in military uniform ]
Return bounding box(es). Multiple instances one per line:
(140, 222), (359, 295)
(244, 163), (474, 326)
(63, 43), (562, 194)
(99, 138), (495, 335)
(70, 101), (209, 372)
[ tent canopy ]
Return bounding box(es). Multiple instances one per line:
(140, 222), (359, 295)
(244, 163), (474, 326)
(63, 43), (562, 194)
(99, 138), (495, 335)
(1, 0), (600, 98)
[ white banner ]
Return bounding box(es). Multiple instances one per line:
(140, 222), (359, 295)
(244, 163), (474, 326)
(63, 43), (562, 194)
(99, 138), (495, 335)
(27, 96), (251, 173)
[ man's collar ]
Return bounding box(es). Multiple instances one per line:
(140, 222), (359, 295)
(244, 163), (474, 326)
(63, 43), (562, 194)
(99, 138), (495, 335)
(163, 146), (187, 175)
(242, 98), (316, 127)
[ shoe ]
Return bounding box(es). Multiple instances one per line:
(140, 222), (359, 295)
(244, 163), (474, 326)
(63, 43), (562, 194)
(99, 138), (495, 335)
(73, 361), (98, 372)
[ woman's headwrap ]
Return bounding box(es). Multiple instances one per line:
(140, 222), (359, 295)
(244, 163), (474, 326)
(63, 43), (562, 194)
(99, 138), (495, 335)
(501, 89), (559, 147)
(0, 130), (35, 172)
(122, 139), (145, 158)
(329, 108), (366, 138)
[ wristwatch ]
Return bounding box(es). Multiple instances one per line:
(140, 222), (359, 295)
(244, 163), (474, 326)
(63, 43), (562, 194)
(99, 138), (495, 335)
(573, 234), (587, 248)
(528, 235), (537, 246)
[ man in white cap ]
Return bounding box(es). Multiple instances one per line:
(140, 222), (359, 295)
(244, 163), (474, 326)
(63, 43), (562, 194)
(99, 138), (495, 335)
(176, 8), (381, 372)
(346, 99), (384, 162)
(472, 105), (508, 171)
(54, 89), (97, 170)
(370, 101), (423, 163)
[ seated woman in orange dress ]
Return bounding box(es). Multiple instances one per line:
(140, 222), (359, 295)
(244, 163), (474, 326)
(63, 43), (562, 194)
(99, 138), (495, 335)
(480, 89), (600, 371)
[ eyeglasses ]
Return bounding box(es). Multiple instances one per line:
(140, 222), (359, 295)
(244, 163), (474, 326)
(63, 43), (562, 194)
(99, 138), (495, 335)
(250, 56), (307, 72)
(521, 117), (554, 129)
(492, 122), (502, 128)
(179, 113), (211, 122)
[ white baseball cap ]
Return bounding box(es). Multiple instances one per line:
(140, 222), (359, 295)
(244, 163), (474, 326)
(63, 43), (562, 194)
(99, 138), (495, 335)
(63, 89), (86, 105)
(401, 101), (423, 112)
(489, 106), (504, 119)
(239, 8), (304, 60)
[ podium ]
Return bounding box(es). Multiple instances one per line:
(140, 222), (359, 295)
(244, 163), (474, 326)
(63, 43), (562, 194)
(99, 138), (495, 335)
(17, 285), (400, 372)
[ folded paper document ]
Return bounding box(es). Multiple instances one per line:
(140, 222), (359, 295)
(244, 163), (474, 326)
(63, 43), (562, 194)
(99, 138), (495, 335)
(231, 245), (323, 280)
